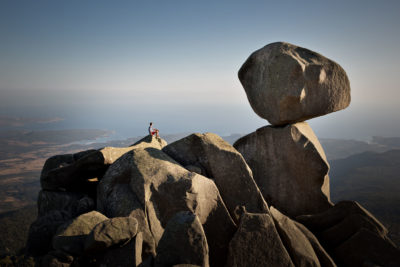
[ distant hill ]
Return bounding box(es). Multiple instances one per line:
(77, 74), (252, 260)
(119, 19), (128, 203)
(330, 149), (400, 246)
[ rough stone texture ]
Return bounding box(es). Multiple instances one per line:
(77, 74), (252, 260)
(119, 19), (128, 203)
(26, 210), (72, 256)
(130, 134), (168, 149)
(97, 151), (145, 218)
(234, 122), (332, 217)
(41, 136), (167, 191)
(84, 217), (138, 253)
(238, 41), (351, 125)
(155, 211), (209, 267)
(130, 147), (236, 267)
(53, 211), (108, 255)
(227, 212), (294, 267)
(293, 222), (336, 267)
(270, 207), (320, 267)
(97, 233), (143, 267)
(163, 133), (269, 222)
(98, 147), (236, 267)
(38, 190), (94, 218)
(334, 228), (400, 267)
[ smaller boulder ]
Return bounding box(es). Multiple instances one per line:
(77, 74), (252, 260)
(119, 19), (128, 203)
(97, 232), (144, 267)
(53, 211), (108, 255)
(155, 211), (209, 267)
(227, 212), (294, 267)
(84, 217), (139, 253)
(293, 221), (336, 267)
(270, 207), (320, 267)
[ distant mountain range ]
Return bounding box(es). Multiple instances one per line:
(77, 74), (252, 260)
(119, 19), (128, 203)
(330, 149), (400, 246)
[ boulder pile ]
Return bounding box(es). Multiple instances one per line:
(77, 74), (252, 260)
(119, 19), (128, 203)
(26, 42), (399, 267)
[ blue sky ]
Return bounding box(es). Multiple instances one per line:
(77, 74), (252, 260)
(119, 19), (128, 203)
(1, 0), (400, 139)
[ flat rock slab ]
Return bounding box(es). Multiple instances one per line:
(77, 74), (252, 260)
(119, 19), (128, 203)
(155, 211), (209, 267)
(234, 122), (332, 217)
(239, 42), (351, 125)
(163, 132), (269, 222)
(227, 212), (294, 267)
(84, 217), (138, 253)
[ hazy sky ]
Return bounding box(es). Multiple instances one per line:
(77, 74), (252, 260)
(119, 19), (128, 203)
(1, 0), (400, 139)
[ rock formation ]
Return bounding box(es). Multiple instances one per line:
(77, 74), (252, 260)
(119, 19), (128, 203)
(25, 42), (399, 267)
(234, 122), (332, 217)
(238, 42), (351, 125)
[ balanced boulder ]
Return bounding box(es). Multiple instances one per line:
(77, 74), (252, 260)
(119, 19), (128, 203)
(163, 133), (269, 222)
(238, 42), (351, 125)
(234, 122), (332, 217)
(155, 211), (209, 267)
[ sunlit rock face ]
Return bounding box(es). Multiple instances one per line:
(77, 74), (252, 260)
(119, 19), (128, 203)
(234, 122), (333, 217)
(238, 42), (351, 125)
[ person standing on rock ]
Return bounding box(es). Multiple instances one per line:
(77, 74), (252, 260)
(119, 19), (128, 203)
(148, 122), (160, 138)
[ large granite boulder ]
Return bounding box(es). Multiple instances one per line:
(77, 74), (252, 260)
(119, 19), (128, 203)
(38, 190), (94, 218)
(227, 212), (294, 267)
(155, 211), (209, 267)
(163, 133), (269, 222)
(270, 207), (324, 267)
(41, 136), (167, 191)
(84, 217), (138, 253)
(234, 122), (332, 217)
(98, 147), (236, 267)
(26, 210), (72, 256)
(238, 42), (351, 125)
(53, 211), (108, 255)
